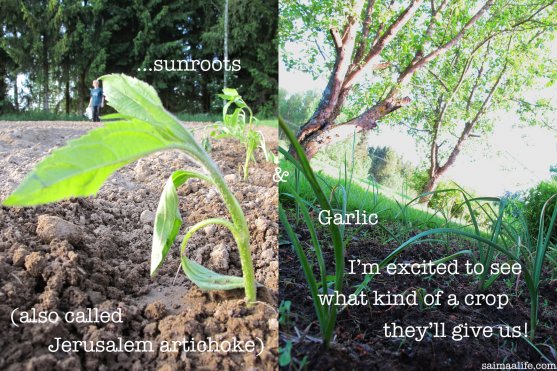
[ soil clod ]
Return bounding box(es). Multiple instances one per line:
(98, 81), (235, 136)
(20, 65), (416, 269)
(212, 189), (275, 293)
(36, 214), (83, 245)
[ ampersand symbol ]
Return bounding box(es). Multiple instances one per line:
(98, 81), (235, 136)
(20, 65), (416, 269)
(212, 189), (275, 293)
(272, 167), (289, 183)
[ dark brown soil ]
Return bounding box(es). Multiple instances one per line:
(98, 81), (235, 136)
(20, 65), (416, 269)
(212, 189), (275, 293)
(0, 121), (278, 370)
(279, 213), (557, 370)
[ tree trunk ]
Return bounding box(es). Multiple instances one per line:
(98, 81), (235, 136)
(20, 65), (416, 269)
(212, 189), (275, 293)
(418, 119), (475, 204)
(42, 38), (49, 112)
(223, 0), (229, 88)
(79, 72), (87, 113)
(295, 61), (345, 144)
(296, 23), (362, 145)
(419, 171), (442, 203)
(13, 75), (19, 112)
(201, 76), (210, 112)
(65, 69), (70, 115)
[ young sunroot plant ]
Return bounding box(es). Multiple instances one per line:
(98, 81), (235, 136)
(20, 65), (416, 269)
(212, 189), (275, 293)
(3, 74), (257, 305)
(211, 88), (274, 180)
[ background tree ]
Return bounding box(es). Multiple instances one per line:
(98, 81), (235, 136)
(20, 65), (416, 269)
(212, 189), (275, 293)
(208, 0), (278, 116)
(20, 0), (64, 111)
(279, 88), (320, 130)
(390, 5), (557, 201)
(0, 0), (277, 116)
(280, 0), (557, 157)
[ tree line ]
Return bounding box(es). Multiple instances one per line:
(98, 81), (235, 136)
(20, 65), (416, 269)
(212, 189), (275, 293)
(0, 0), (277, 116)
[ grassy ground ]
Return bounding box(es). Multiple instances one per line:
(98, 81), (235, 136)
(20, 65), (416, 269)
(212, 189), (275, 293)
(279, 143), (557, 369)
(1, 111), (278, 127)
(279, 160), (468, 232)
(257, 119), (278, 127)
(0, 111), (86, 121)
(176, 112), (221, 122)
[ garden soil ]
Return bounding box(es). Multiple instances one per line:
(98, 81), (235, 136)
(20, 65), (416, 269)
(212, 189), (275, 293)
(280, 218), (557, 370)
(0, 121), (278, 370)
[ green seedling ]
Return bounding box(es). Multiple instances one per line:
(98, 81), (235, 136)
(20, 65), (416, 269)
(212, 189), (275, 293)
(278, 341), (293, 367)
(3, 74), (257, 305)
(390, 192), (557, 339)
(278, 300), (292, 329)
(279, 117), (345, 347)
(211, 88), (275, 180)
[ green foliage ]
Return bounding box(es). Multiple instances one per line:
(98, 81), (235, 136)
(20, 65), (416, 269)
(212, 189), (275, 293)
(427, 181), (469, 219)
(278, 300), (292, 328)
(396, 192), (557, 339)
(550, 164), (557, 179)
(278, 341), (292, 367)
(3, 74), (257, 304)
(201, 0), (278, 115)
(211, 88), (275, 180)
(368, 147), (413, 189)
(278, 88), (321, 130)
(279, 117), (346, 347)
(407, 170), (430, 196)
(314, 134), (371, 181)
(0, 0), (277, 115)
(384, 2), (557, 193)
(524, 179), (557, 241)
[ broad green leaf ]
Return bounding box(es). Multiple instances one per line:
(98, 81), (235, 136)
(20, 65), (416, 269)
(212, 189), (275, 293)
(152, 174), (183, 276)
(219, 87), (247, 109)
(100, 74), (194, 144)
(3, 120), (177, 206)
(221, 87), (239, 98)
(181, 255), (244, 290)
(151, 170), (214, 276)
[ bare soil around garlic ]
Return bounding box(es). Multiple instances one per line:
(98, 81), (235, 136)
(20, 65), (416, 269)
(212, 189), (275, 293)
(0, 121), (278, 370)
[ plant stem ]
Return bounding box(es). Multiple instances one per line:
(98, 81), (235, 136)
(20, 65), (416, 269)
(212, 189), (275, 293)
(243, 147), (250, 181)
(207, 156), (256, 305)
(178, 142), (256, 305)
(529, 288), (538, 339)
(243, 107), (255, 181)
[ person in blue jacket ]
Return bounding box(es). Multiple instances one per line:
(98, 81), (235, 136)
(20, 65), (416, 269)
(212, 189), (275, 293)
(88, 79), (104, 122)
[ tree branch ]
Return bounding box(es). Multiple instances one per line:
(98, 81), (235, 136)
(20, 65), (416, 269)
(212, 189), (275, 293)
(438, 56), (508, 174)
(466, 41), (490, 113)
(512, 0), (557, 29)
(398, 0), (495, 86)
(353, 0), (376, 64)
(429, 111), (443, 174)
(330, 28), (343, 50)
(345, 0), (424, 86)
(426, 67), (449, 92)
(373, 61), (391, 70)
(300, 95), (411, 158)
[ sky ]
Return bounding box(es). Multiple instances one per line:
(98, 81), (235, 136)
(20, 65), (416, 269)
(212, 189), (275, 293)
(279, 44), (557, 196)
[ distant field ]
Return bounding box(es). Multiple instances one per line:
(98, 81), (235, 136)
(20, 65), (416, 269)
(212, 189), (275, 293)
(1, 111), (278, 127)
(0, 111), (86, 121)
